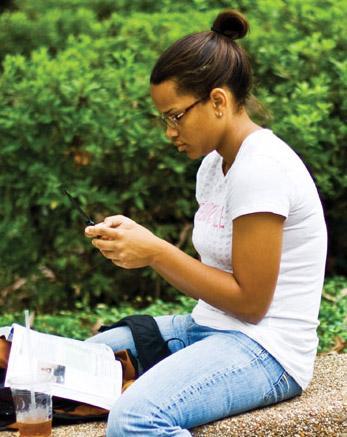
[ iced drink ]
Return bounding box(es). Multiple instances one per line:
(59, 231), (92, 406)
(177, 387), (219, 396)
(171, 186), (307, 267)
(9, 375), (52, 437)
(17, 418), (52, 437)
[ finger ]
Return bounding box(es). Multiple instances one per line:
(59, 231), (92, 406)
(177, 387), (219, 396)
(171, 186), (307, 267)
(85, 226), (96, 238)
(84, 221), (106, 237)
(100, 250), (116, 259)
(92, 238), (119, 250)
(103, 215), (131, 228)
(112, 259), (132, 270)
(86, 224), (120, 239)
(112, 258), (125, 268)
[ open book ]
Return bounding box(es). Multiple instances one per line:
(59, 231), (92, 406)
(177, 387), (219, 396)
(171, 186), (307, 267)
(1, 324), (122, 410)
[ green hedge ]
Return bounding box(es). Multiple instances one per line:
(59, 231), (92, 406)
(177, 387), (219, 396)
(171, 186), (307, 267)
(0, 277), (345, 353)
(4, 0), (232, 18)
(0, 8), (102, 63)
(0, 1), (346, 310)
(0, 13), (203, 310)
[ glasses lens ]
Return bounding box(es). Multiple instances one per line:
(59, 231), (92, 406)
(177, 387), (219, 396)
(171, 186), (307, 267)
(159, 115), (176, 129)
(159, 115), (167, 128)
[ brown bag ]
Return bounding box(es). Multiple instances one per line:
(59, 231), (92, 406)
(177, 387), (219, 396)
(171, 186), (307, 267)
(0, 337), (10, 368)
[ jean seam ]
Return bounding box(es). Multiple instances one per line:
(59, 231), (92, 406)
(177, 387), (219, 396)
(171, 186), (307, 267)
(154, 354), (261, 417)
(168, 315), (188, 352)
(263, 369), (292, 403)
(185, 315), (197, 347)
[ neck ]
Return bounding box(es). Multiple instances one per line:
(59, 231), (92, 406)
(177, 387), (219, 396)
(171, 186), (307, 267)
(217, 109), (261, 173)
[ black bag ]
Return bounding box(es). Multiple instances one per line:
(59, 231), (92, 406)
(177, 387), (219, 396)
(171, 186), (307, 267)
(99, 314), (172, 373)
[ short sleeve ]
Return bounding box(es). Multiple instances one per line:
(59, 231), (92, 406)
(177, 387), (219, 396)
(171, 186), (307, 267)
(229, 154), (291, 221)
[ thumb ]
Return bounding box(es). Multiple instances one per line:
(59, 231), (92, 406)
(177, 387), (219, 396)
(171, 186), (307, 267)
(103, 215), (130, 228)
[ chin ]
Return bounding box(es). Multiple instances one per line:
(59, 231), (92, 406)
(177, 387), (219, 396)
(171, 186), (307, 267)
(186, 150), (201, 160)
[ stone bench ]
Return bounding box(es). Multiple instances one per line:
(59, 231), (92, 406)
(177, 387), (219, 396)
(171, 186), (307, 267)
(192, 353), (346, 437)
(2, 353), (345, 436)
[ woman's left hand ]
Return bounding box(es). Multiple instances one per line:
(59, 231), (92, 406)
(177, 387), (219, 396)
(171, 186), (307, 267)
(85, 215), (162, 269)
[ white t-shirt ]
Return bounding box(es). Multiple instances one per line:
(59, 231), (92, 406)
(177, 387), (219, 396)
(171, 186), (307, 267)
(191, 128), (327, 390)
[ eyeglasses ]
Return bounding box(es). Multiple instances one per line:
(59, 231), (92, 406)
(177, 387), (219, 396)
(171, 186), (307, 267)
(159, 99), (203, 129)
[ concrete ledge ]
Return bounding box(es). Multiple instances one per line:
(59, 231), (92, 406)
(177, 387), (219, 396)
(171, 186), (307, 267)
(192, 353), (346, 437)
(2, 353), (346, 436)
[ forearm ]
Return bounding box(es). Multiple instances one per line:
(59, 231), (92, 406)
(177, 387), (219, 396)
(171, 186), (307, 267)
(150, 238), (260, 324)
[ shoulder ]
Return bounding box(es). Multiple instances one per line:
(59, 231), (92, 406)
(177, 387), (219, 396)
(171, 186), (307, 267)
(239, 129), (302, 166)
(231, 130), (308, 187)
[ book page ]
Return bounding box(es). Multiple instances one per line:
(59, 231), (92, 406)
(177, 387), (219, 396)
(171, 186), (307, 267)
(0, 326), (12, 340)
(5, 324), (122, 410)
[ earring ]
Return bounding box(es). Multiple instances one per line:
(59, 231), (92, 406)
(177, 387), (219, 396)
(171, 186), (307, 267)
(217, 112), (223, 118)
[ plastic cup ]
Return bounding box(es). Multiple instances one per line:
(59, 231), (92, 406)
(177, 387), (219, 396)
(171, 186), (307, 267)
(9, 375), (52, 437)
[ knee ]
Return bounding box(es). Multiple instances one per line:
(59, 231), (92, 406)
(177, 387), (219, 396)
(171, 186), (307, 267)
(105, 410), (121, 436)
(106, 401), (129, 437)
(106, 398), (154, 437)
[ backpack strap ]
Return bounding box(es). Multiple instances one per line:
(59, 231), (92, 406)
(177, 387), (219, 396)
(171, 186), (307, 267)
(99, 315), (171, 372)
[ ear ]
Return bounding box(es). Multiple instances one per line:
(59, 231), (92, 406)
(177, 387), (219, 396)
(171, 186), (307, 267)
(209, 88), (228, 110)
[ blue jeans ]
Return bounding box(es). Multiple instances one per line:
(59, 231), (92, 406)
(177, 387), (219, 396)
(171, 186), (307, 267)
(87, 314), (302, 436)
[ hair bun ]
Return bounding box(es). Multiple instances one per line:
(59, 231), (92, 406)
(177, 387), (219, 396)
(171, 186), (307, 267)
(211, 9), (249, 40)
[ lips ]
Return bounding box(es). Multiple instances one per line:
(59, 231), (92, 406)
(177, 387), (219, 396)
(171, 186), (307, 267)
(175, 142), (188, 152)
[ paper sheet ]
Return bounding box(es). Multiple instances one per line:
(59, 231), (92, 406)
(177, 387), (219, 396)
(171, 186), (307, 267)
(5, 324), (122, 410)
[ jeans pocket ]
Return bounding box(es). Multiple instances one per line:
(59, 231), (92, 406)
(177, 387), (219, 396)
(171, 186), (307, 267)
(263, 371), (292, 405)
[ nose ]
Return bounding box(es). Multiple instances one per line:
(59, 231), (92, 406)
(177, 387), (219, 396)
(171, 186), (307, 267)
(165, 124), (179, 141)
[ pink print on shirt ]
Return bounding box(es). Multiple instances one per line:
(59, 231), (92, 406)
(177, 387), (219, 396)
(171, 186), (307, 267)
(195, 202), (225, 229)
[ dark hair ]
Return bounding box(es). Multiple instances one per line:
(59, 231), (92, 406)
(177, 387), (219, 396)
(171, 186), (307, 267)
(150, 10), (252, 109)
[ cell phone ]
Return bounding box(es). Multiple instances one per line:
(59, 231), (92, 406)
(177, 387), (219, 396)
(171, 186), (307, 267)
(63, 188), (95, 226)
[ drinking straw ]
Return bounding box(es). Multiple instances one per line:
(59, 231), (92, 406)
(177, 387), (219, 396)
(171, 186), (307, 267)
(24, 309), (36, 408)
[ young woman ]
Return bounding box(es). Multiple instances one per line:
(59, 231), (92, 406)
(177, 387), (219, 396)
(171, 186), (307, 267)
(85, 9), (327, 436)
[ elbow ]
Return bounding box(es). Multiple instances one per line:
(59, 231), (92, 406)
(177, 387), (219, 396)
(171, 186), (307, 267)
(240, 304), (269, 325)
(238, 286), (274, 325)
(243, 312), (266, 325)
(229, 306), (266, 324)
